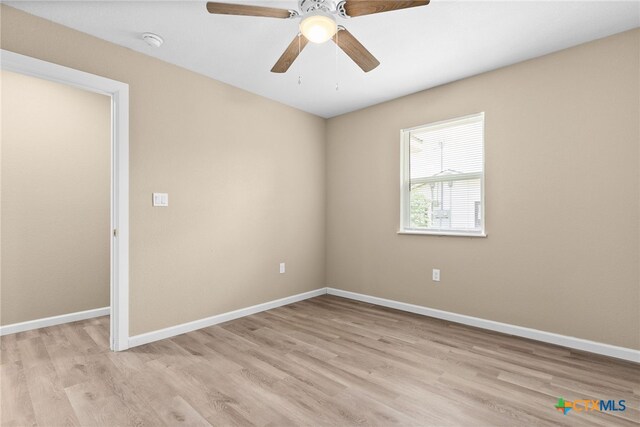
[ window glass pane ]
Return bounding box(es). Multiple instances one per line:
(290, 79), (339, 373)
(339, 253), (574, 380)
(410, 178), (481, 231)
(409, 118), (483, 180)
(404, 113), (484, 234)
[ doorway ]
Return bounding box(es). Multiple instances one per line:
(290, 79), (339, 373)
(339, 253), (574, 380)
(0, 50), (129, 351)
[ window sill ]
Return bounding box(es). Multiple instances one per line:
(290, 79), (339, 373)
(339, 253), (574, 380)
(398, 230), (487, 238)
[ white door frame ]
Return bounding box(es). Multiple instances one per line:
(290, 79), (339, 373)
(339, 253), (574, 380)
(1, 50), (130, 351)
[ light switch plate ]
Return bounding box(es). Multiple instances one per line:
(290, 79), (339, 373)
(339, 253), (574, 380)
(153, 193), (168, 207)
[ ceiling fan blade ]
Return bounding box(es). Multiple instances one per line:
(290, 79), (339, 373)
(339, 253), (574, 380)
(206, 2), (293, 19)
(271, 34), (309, 73)
(333, 27), (380, 72)
(343, 0), (429, 17)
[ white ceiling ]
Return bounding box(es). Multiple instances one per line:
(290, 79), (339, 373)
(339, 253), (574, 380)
(7, 1), (639, 118)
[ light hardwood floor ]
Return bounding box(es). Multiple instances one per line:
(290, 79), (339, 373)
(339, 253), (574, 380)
(1, 295), (638, 426)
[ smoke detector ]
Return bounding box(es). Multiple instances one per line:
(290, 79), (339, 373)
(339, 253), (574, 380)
(142, 32), (163, 48)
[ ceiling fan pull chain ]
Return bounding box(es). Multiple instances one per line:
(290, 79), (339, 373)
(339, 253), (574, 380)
(335, 28), (339, 91)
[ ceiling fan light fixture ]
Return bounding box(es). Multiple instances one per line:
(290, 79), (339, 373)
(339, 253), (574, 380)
(299, 11), (337, 44)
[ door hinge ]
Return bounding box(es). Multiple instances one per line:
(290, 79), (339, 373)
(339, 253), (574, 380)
(113, 228), (118, 237)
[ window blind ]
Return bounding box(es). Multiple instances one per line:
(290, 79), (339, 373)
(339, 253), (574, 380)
(401, 113), (484, 235)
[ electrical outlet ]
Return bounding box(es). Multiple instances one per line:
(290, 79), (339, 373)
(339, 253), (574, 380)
(432, 269), (441, 282)
(279, 262), (285, 274)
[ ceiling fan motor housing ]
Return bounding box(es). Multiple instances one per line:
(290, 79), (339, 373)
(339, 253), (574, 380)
(299, 0), (336, 15)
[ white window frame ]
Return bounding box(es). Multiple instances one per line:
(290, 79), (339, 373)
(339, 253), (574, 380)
(399, 112), (486, 237)
(1, 49), (130, 350)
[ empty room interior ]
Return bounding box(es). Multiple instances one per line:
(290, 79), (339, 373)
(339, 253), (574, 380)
(0, 1), (638, 426)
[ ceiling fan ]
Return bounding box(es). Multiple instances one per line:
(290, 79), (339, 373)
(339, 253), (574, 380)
(205, 0), (430, 73)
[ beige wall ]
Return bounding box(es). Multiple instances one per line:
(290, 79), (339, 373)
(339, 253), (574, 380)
(0, 5), (326, 335)
(326, 29), (640, 350)
(1, 70), (111, 325)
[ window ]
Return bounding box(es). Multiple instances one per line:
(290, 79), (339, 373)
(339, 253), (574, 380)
(400, 113), (485, 236)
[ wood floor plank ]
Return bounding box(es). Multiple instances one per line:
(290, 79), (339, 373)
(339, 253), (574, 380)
(84, 324), (110, 349)
(2, 295), (638, 426)
(22, 361), (81, 426)
(183, 360), (296, 426)
(0, 363), (38, 426)
(0, 334), (21, 366)
(153, 395), (211, 426)
(17, 337), (50, 369)
(45, 341), (93, 389)
(65, 379), (137, 426)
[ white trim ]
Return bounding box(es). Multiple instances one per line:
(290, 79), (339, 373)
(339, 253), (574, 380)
(110, 71), (130, 352)
(129, 285), (639, 362)
(0, 307), (110, 336)
(399, 128), (411, 229)
(410, 171), (482, 185)
(128, 288), (327, 348)
(1, 50), (130, 351)
(326, 288), (640, 363)
(398, 230), (487, 237)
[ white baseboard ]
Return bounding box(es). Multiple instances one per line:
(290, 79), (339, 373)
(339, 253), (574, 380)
(122, 285), (639, 363)
(128, 288), (327, 348)
(326, 288), (640, 363)
(0, 307), (110, 336)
